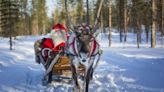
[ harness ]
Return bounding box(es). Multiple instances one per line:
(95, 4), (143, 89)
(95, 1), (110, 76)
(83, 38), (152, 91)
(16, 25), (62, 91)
(67, 37), (79, 56)
(67, 36), (101, 58)
(89, 39), (99, 57)
(67, 35), (102, 72)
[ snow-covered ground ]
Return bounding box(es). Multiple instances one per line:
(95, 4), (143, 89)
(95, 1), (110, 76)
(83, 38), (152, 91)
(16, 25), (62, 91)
(0, 33), (164, 92)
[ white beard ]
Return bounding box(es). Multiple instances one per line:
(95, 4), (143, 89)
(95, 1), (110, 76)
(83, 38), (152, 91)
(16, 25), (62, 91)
(51, 30), (66, 46)
(52, 37), (65, 46)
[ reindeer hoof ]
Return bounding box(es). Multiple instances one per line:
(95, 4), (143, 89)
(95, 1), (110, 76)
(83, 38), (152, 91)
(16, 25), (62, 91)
(72, 87), (81, 92)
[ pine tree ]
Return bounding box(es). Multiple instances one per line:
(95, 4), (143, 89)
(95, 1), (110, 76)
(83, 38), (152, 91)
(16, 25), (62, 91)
(31, 0), (49, 35)
(31, 0), (38, 35)
(151, 0), (157, 48)
(0, 0), (20, 50)
(108, 0), (112, 47)
(76, 0), (84, 24)
(162, 0), (164, 46)
(86, 0), (89, 25)
(118, 0), (124, 42)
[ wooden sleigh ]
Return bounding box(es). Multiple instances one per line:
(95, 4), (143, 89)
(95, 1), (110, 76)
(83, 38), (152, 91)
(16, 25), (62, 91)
(34, 38), (85, 84)
(52, 56), (71, 75)
(50, 56), (85, 84)
(52, 56), (85, 75)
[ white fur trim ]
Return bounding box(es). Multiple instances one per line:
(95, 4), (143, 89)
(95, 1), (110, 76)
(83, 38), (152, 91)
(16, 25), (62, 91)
(41, 48), (52, 58)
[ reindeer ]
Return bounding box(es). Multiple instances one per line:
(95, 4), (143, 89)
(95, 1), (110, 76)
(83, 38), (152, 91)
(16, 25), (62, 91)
(66, 24), (102, 92)
(64, 0), (104, 91)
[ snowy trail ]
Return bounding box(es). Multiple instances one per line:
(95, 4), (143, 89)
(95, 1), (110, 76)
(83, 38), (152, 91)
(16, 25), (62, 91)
(93, 48), (164, 92)
(0, 36), (164, 92)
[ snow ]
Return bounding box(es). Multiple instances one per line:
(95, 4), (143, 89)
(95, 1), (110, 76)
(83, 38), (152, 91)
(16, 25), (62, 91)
(0, 32), (164, 92)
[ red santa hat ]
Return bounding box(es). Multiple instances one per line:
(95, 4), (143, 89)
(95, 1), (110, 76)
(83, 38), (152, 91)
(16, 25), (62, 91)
(52, 23), (67, 31)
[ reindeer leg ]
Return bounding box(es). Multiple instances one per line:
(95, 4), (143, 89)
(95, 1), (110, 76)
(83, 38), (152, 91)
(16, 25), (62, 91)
(71, 63), (80, 92)
(84, 66), (93, 92)
(90, 68), (94, 80)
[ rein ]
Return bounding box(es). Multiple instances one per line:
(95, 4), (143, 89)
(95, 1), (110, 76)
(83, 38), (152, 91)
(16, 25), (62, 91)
(67, 37), (79, 56)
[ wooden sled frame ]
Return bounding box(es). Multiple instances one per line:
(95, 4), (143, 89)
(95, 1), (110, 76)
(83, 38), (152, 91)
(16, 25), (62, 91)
(34, 39), (85, 84)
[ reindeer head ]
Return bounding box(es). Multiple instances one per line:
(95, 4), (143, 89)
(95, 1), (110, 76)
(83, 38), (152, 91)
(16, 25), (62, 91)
(67, 23), (101, 63)
(74, 24), (93, 53)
